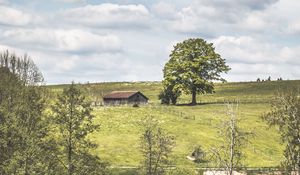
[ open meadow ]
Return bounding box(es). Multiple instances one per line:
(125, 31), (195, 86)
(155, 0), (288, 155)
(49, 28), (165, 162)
(48, 80), (300, 170)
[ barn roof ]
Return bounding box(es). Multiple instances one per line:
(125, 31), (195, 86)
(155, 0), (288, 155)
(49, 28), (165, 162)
(103, 91), (148, 99)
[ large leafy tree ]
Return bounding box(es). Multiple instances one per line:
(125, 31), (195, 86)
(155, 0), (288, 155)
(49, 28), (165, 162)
(52, 82), (107, 175)
(263, 90), (300, 174)
(163, 38), (230, 105)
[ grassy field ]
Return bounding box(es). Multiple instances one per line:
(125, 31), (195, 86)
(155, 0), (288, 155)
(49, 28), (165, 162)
(48, 80), (300, 169)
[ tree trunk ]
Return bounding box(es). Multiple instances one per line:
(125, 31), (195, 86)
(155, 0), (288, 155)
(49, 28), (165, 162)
(229, 118), (235, 175)
(191, 89), (197, 105)
(68, 135), (72, 175)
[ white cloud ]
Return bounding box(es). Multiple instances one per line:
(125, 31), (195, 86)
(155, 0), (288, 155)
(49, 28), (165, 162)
(166, 0), (282, 35)
(286, 21), (300, 35)
(211, 35), (300, 64)
(211, 36), (276, 64)
(151, 2), (176, 19)
(53, 0), (85, 3)
(0, 0), (7, 4)
(0, 6), (31, 26)
(61, 3), (150, 28)
(210, 35), (300, 80)
(2, 29), (122, 53)
(1, 0), (300, 84)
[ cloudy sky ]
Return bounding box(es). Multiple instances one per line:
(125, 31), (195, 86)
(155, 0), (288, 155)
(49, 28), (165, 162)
(0, 0), (299, 84)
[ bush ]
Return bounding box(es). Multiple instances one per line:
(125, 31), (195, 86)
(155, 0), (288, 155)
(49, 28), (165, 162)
(133, 103), (139, 107)
(191, 145), (206, 163)
(158, 88), (180, 105)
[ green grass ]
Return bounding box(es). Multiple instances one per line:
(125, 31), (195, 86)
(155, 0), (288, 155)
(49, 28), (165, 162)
(48, 80), (300, 168)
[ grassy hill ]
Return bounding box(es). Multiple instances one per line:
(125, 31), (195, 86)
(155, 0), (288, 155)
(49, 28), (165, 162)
(48, 80), (300, 169)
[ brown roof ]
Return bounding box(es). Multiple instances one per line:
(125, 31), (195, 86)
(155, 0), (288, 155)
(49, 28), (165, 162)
(103, 91), (139, 99)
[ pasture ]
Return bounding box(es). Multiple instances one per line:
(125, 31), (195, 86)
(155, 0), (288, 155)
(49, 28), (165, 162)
(48, 80), (300, 169)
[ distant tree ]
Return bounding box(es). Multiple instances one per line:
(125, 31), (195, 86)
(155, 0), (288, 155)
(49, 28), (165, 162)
(211, 104), (251, 175)
(256, 78), (261, 82)
(267, 76), (271, 81)
(0, 50), (43, 85)
(277, 77), (283, 81)
(163, 38), (230, 105)
(139, 116), (175, 175)
(52, 82), (107, 175)
(263, 90), (300, 174)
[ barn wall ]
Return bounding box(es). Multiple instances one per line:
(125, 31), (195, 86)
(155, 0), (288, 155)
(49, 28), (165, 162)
(128, 93), (148, 104)
(103, 98), (129, 105)
(103, 92), (148, 105)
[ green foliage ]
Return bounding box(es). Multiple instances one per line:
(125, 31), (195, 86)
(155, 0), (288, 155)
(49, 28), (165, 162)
(163, 38), (230, 105)
(263, 90), (300, 173)
(139, 116), (175, 175)
(158, 87), (180, 105)
(52, 82), (107, 175)
(0, 55), (58, 174)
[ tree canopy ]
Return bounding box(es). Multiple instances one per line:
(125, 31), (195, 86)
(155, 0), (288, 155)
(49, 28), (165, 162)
(162, 38), (230, 105)
(0, 50), (43, 85)
(0, 52), (59, 174)
(52, 82), (107, 175)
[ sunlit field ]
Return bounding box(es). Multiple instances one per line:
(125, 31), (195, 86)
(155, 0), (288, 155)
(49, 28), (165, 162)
(48, 80), (300, 169)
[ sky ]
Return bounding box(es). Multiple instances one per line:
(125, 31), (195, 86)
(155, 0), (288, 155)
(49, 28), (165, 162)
(0, 0), (300, 84)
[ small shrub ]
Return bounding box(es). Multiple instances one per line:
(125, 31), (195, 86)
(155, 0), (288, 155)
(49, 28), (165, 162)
(191, 145), (206, 163)
(133, 103), (139, 107)
(158, 88), (180, 105)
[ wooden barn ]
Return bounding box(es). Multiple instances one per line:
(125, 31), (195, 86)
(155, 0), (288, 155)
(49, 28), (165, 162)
(103, 91), (148, 105)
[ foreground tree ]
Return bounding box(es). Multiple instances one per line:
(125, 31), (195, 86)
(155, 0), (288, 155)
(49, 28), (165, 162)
(0, 52), (59, 174)
(263, 90), (300, 174)
(211, 104), (251, 175)
(140, 116), (175, 175)
(52, 82), (107, 175)
(163, 38), (230, 105)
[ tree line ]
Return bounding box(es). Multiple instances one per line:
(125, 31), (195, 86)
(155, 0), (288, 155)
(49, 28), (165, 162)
(0, 51), (107, 174)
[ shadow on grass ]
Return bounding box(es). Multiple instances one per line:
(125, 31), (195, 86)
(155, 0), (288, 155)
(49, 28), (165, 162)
(110, 168), (139, 175)
(175, 102), (223, 106)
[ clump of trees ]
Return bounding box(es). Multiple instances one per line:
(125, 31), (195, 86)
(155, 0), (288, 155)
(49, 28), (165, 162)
(257, 76), (283, 82)
(139, 116), (175, 175)
(0, 51), (106, 175)
(160, 38), (230, 105)
(263, 90), (300, 174)
(0, 50), (43, 85)
(0, 51), (52, 174)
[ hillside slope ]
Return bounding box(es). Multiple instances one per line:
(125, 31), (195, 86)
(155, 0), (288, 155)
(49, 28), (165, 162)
(48, 80), (300, 168)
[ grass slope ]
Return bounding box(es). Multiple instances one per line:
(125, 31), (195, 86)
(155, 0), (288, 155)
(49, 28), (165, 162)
(48, 80), (300, 168)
